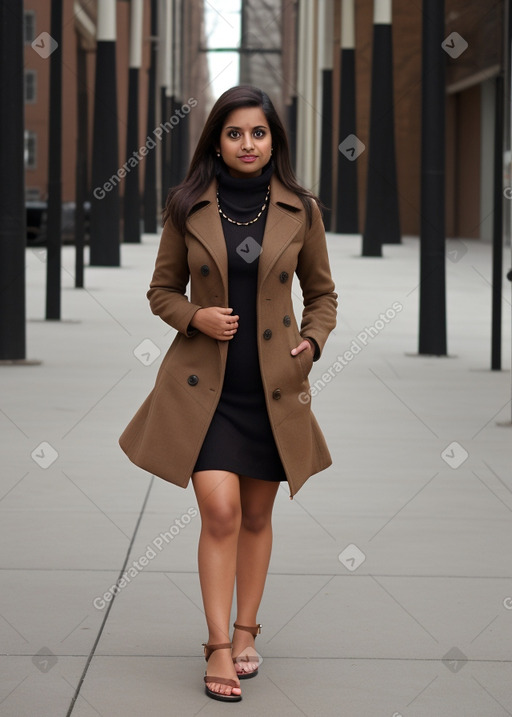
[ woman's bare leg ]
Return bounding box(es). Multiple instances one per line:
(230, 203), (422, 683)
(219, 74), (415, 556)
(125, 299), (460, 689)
(232, 476), (279, 673)
(192, 470), (242, 697)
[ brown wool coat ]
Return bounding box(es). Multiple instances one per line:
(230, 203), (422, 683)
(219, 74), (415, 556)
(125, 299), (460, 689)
(119, 175), (337, 497)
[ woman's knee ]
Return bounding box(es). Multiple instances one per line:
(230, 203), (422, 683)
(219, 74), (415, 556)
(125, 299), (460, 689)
(241, 507), (271, 534)
(201, 501), (241, 539)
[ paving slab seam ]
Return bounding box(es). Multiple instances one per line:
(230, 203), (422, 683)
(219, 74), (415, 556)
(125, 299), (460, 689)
(64, 476), (154, 717)
(62, 655), (512, 663)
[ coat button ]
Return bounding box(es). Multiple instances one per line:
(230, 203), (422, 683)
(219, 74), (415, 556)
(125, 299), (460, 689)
(272, 388), (282, 400)
(187, 374), (199, 386)
(283, 315), (291, 327)
(263, 329), (272, 340)
(279, 271), (289, 283)
(200, 265), (210, 276)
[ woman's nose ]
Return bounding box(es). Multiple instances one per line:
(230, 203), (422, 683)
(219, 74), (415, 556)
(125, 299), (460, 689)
(241, 134), (254, 150)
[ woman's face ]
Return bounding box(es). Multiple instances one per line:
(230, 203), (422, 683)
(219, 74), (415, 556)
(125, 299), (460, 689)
(217, 106), (272, 178)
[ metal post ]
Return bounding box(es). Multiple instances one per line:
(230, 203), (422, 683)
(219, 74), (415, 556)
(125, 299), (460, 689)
(0, 0), (26, 360)
(362, 0), (401, 254)
(45, 0), (63, 318)
(74, 39), (88, 288)
(124, 0), (143, 243)
(159, 0), (172, 208)
(491, 73), (504, 370)
(335, 0), (358, 234)
(90, 0), (120, 266)
(175, 0), (188, 184)
(169, 0), (182, 189)
(418, 0), (447, 355)
(144, 0), (158, 233)
(507, 0), (512, 419)
(318, 0), (334, 229)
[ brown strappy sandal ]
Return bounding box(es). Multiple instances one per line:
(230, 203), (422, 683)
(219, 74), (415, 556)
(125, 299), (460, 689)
(232, 623), (262, 679)
(202, 642), (242, 702)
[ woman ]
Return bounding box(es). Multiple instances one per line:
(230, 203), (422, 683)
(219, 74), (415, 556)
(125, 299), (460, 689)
(119, 85), (337, 702)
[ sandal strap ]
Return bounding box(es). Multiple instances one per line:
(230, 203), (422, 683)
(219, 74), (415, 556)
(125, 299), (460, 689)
(204, 675), (239, 688)
(233, 623), (262, 637)
(234, 654), (259, 663)
(202, 642), (232, 661)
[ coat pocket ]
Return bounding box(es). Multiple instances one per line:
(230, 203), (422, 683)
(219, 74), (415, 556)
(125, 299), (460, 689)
(296, 345), (314, 380)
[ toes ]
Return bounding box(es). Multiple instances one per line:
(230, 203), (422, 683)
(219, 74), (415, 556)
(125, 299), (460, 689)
(206, 681), (240, 696)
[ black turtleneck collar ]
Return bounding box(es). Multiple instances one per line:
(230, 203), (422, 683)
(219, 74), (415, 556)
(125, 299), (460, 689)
(216, 159), (273, 221)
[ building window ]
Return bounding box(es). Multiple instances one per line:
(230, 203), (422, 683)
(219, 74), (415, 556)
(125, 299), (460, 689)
(26, 187), (41, 201)
(204, 0), (241, 98)
(24, 11), (36, 44)
(25, 70), (37, 103)
(25, 131), (37, 169)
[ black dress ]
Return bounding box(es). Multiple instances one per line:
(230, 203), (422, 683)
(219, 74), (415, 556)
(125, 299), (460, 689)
(193, 161), (286, 482)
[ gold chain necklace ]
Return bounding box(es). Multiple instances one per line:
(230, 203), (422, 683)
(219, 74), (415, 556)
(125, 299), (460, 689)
(217, 185), (271, 226)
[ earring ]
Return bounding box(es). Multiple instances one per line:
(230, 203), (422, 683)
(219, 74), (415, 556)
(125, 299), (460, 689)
(216, 152), (221, 157)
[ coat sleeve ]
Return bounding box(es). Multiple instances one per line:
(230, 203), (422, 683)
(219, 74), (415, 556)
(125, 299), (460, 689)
(295, 202), (338, 360)
(146, 219), (202, 336)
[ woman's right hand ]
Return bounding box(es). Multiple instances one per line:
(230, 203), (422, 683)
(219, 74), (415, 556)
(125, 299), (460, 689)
(190, 307), (239, 340)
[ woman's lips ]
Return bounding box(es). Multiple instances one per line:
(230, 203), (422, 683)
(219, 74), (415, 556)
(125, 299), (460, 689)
(239, 155), (258, 162)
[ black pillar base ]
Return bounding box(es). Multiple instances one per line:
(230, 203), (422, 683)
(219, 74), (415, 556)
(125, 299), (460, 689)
(90, 41), (120, 267)
(319, 69), (333, 230)
(0, 0), (26, 359)
(363, 25), (401, 255)
(124, 68), (141, 244)
(143, 0), (158, 233)
(335, 48), (359, 234)
(419, 0), (447, 356)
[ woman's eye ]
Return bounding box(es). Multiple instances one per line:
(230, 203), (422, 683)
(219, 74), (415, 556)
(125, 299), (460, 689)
(254, 129), (265, 138)
(228, 130), (240, 139)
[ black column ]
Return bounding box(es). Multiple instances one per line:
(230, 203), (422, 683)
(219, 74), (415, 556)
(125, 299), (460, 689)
(491, 73), (504, 370)
(335, 47), (358, 233)
(0, 0), (26, 359)
(160, 89), (172, 209)
(144, 0), (158, 233)
(418, 0), (447, 355)
(124, 66), (141, 243)
(319, 68), (333, 229)
(362, 18), (401, 254)
(45, 0), (63, 318)
(90, 17), (120, 266)
(287, 96), (298, 172)
(74, 40), (88, 288)
(169, 95), (181, 189)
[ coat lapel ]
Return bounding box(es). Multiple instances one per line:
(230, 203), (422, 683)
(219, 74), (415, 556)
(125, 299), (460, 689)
(186, 183), (228, 297)
(185, 175), (305, 298)
(257, 176), (303, 291)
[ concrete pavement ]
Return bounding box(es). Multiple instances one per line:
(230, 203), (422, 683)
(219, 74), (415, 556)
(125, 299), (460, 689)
(0, 232), (511, 716)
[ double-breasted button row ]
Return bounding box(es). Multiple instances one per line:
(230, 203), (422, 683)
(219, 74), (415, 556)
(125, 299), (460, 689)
(200, 265), (210, 276)
(187, 374), (199, 386)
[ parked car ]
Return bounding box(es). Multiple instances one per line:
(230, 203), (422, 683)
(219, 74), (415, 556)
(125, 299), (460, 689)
(26, 201), (91, 245)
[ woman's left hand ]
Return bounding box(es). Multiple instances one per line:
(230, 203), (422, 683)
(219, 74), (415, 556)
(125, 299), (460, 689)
(291, 339), (313, 356)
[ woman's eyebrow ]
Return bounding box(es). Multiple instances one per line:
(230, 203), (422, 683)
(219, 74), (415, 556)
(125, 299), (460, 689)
(225, 124), (269, 130)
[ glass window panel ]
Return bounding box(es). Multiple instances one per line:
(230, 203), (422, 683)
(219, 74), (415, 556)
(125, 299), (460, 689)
(204, 0), (241, 49)
(24, 11), (35, 43)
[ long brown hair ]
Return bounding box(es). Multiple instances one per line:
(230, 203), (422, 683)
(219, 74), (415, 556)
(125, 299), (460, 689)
(162, 85), (318, 233)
